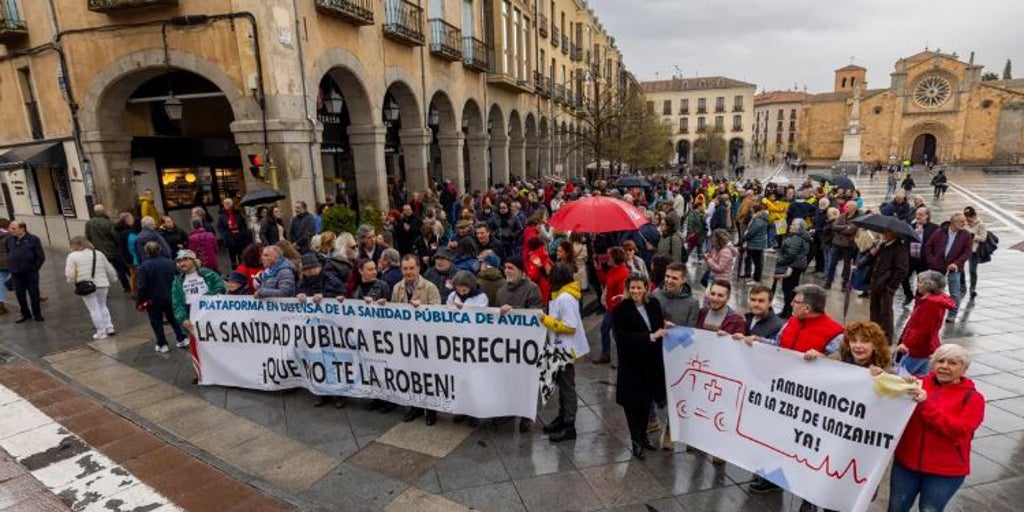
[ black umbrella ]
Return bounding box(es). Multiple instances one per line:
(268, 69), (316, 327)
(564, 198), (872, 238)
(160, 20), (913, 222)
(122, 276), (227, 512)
(831, 175), (856, 190)
(852, 213), (920, 242)
(615, 176), (652, 189)
(240, 188), (286, 207)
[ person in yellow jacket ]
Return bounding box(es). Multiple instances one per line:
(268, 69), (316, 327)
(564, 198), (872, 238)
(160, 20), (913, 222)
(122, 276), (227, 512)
(762, 192), (790, 249)
(537, 263), (587, 443)
(139, 188), (160, 222)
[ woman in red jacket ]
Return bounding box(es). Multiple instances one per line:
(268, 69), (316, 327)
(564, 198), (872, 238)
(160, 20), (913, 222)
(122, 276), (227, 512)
(896, 270), (955, 376)
(594, 246), (629, 364)
(524, 236), (553, 306)
(886, 343), (985, 512)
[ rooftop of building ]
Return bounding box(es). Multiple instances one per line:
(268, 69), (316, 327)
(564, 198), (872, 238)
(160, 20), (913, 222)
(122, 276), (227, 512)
(754, 90), (814, 106)
(835, 64), (867, 72)
(640, 76), (756, 93)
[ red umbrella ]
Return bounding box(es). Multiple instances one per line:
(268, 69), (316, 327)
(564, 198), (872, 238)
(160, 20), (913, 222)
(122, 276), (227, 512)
(547, 196), (648, 233)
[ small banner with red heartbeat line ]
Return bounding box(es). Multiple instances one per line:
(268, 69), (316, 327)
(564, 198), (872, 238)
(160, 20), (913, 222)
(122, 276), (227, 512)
(663, 328), (916, 512)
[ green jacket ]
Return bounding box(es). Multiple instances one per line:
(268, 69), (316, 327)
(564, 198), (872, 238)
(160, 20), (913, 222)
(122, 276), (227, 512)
(84, 214), (118, 258)
(172, 267), (226, 325)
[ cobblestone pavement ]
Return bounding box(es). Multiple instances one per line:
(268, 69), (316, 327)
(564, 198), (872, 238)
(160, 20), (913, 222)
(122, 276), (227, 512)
(2, 166), (1024, 511)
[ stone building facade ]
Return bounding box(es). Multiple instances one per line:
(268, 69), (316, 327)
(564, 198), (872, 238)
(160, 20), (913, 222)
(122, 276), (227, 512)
(641, 76), (756, 171)
(0, 0), (624, 247)
(798, 52), (1024, 167)
(752, 90), (812, 162)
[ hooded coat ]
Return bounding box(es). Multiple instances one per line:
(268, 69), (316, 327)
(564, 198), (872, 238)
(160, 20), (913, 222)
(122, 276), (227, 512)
(894, 374), (985, 477)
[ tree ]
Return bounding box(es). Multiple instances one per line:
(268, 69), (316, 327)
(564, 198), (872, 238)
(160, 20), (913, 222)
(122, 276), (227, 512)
(981, 71), (1000, 81)
(570, 78), (672, 179)
(691, 126), (728, 173)
(1004, 59), (1013, 80)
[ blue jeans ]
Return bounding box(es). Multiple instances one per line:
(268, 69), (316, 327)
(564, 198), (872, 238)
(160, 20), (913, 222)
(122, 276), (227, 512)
(600, 310), (614, 354)
(0, 270), (8, 303)
(946, 270), (962, 318)
(888, 460), (965, 512)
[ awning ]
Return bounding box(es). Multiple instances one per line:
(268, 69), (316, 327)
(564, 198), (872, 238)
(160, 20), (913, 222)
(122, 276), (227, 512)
(0, 141), (67, 171)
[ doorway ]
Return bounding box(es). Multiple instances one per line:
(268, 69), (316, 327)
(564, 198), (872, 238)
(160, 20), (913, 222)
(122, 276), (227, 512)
(911, 134), (937, 165)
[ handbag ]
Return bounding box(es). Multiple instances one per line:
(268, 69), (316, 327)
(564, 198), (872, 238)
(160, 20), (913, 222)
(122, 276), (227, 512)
(74, 250), (98, 296)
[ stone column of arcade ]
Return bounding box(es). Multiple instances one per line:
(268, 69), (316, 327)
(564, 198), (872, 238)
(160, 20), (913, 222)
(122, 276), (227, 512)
(490, 132), (510, 186)
(80, 132), (134, 214)
(538, 137), (551, 177)
(346, 124), (389, 209)
(399, 128), (432, 195)
(465, 134), (489, 192)
(437, 132), (466, 194)
(525, 140), (539, 179)
(509, 135), (526, 181)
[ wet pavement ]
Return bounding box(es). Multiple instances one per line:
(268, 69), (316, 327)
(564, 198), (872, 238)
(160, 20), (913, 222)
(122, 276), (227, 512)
(2, 166), (1024, 511)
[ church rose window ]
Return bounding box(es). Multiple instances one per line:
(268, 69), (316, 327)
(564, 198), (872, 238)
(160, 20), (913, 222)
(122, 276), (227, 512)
(913, 76), (952, 108)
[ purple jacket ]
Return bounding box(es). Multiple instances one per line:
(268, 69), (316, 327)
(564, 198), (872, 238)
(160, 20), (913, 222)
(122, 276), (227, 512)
(923, 224), (972, 272)
(188, 229), (219, 271)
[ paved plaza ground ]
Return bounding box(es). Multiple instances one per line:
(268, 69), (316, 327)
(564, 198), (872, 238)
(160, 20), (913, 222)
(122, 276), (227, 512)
(3, 166), (1024, 511)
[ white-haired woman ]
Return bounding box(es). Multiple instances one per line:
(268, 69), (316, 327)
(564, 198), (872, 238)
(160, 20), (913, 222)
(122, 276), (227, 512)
(884, 344), (985, 512)
(321, 231), (357, 295)
(65, 236), (118, 340)
(896, 270), (955, 376)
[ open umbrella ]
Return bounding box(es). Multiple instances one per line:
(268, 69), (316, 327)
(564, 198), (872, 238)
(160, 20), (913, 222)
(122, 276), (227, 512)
(810, 173), (833, 183)
(615, 175), (652, 189)
(548, 196), (647, 233)
(831, 175), (855, 190)
(240, 188), (286, 207)
(852, 213), (920, 242)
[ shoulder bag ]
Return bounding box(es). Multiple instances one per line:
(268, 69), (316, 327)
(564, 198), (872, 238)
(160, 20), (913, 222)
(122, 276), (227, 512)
(74, 250), (98, 296)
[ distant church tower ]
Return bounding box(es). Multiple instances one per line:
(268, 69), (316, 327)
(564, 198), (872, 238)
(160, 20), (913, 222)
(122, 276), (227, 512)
(834, 64), (867, 93)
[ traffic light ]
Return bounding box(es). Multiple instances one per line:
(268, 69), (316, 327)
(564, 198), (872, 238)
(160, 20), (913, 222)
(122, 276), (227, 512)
(247, 154), (263, 179)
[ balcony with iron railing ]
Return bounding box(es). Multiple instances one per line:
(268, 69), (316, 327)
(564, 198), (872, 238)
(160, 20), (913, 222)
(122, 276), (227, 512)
(697, 107), (707, 114)
(384, 0), (424, 46)
(534, 72), (549, 97)
(570, 44), (582, 62)
(679, 128), (689, 134)
(462, 36), (488, 72)
(87, 0), (178, 13)
(0, 4), (28, 44)
(561, 35), (568, 55)
(715, 106), (726, 113)
(315, 0), (374, 26)
(733, 105), (744, 112)
(428, 19), (461, 61)
(538, 14), (548, 37)
(732, 125), (744, 132)
(551, 25), (559, 47)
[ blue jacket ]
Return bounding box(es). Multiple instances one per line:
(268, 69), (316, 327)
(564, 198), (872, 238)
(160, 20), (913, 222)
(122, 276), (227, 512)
(134, 228), (172, 263)
(742, 215), (769, 251)
(5, 233), (45, 273)
(136, 256), (178, 308)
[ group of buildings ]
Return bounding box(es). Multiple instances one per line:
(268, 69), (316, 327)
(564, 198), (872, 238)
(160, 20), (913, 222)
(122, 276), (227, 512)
(0, 0), (627, 247)
(2, 1), (1023, 249)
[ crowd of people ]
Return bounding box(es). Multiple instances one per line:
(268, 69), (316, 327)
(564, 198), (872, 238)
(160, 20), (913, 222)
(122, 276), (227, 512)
(0, 168), (993, 511)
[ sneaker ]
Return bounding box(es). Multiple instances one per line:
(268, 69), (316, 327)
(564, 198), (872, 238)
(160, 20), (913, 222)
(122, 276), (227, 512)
(92, 332), (108, 340)
(155, 344), (170, 353)
(175, 339), (190, 349)
(549, 427), (577, 443)
(749, 478), (782, 494)
(745, 280), (760, 286)
(106, 328), (117, 335)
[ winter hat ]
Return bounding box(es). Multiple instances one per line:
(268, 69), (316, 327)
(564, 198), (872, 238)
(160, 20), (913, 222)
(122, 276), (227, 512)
(227, 271), (248, 285)
(175, 249), (197, 261)
(434, 247), (455, 261)
(481, 253), (501, 268)
(300, 253), (321, 269)
(505, 255), (525, 272)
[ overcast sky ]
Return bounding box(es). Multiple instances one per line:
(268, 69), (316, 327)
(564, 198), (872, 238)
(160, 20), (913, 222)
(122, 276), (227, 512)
(589, 0), (1024, 92)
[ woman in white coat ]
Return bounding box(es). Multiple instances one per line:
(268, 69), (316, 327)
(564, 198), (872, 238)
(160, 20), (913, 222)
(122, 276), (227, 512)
(65, 236), (118, 340)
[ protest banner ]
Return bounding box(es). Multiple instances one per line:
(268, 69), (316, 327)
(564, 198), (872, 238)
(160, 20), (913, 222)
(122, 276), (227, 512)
(191, 296), (547, 419)
(662, 328), (916, 512)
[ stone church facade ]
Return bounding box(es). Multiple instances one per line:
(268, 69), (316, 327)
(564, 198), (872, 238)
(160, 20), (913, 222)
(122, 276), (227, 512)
(798, 51), (1024, 166)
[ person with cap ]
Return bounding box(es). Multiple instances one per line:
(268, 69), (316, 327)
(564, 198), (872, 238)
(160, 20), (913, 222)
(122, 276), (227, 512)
(497, 254), (544, 432)
(137, 241), (189, 352)
(226, 271), (250, 295)
(476, 250), (506, 306)
(172, 249), (225, 381)
(392, 254), (442, 425)
(254, 245), (298, 298)
(424, 246), (457, 300)
(448, 218), (475, 250)
(296, 252), (346, 408)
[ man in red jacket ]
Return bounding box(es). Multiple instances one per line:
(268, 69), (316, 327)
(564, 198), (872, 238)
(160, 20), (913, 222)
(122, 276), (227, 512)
(922, 213), (972, 323)
(770, 284), (845, 358)
(696, 280), (745, 334)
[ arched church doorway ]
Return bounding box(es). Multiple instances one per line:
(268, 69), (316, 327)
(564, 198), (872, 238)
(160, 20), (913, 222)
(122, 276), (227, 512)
(911, 134), (937, 165)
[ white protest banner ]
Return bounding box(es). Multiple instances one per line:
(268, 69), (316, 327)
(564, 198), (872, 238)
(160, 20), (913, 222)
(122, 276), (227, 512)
(191, 296), (547, 419)
(662, 328), (916, 512)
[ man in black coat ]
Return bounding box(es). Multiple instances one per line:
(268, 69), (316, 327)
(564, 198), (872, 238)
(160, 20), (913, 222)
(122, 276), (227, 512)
(5, 220), (45, 322)
(288, 201), (317, 254)
(865, 231), (910, 342)
(218, 198), (250, 267)
(136, 241), (188, 352)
